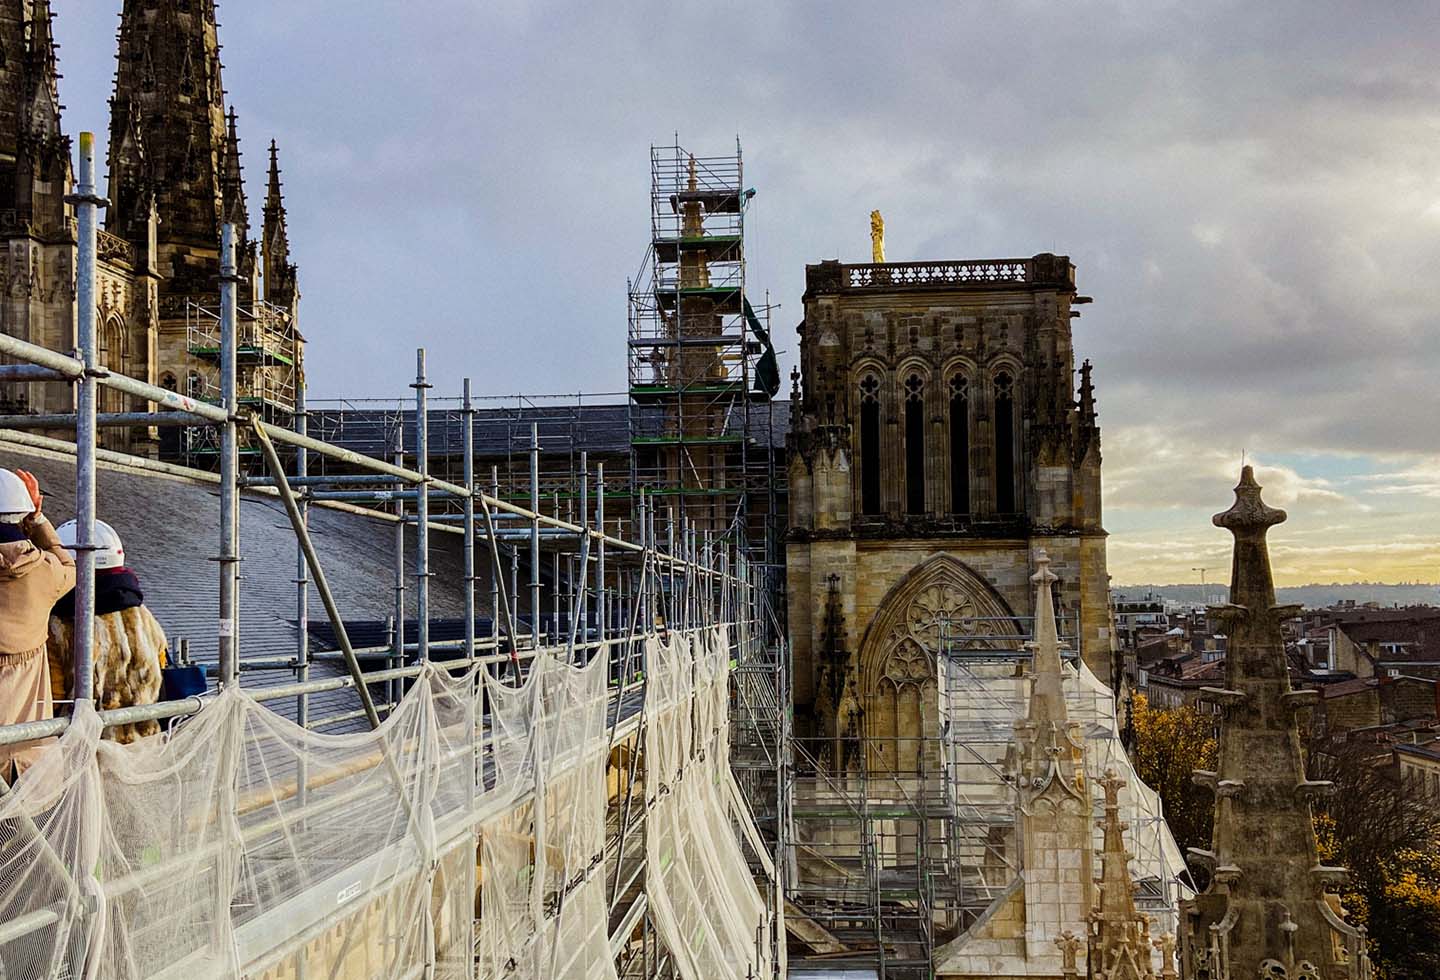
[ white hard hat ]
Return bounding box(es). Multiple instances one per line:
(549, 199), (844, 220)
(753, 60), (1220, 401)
(0, 469), (31, 522)
(56, 519), (125, 569)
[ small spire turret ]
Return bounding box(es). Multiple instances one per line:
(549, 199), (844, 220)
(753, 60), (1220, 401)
(262, 138), (297, 309)
(220, 106), (247, 240)
(1089, 770), (1162, 980)
(1014, 550), (1081, 788)
(1078, 359), (1096, 425)
(24, 0), (61, 138)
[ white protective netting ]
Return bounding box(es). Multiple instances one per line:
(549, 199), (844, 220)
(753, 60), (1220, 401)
(0, 628), (767, 979)
(940, 655), (1192, 927)
(644, 626), (773, 980)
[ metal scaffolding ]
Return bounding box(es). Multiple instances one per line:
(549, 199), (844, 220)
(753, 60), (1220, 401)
(182, 295), (299, 466)
(627, 140), (782, 566)
(781, 615), (1190, 978)
(0, 132), (785, 980)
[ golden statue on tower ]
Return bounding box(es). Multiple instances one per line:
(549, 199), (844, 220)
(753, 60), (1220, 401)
(869, 209), (885, 263)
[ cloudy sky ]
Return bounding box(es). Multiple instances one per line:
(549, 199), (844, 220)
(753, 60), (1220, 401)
(55, 1), (1440, 586)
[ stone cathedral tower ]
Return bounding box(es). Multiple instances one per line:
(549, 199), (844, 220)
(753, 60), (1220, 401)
(0, 0), (300, 457)
(0, 1), (90, 418)
(786, 251), (1110, 758)
(108, 0), (300, 455)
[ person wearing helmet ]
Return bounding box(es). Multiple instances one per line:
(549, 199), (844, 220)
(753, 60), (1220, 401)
(49, 519), (167, 743)
(0, 468), (75, 781)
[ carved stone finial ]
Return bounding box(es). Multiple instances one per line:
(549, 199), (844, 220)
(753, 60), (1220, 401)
(1031, 548), (1058, 587)
(1213, 465), (1286, 533)
(1153, 932), (1178, 978)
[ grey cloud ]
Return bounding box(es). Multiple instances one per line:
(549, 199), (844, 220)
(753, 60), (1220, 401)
(50, 1), (1440, 464)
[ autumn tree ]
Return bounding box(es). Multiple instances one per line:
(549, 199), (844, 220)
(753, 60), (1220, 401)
(1128, 693), (1217, 862)
(1311, 740), (1440, 980)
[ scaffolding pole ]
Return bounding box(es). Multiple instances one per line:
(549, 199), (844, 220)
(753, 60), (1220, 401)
(295, 383), (310, 728)
(530, 422), (541, 649)
(462, 378), (476, 662)
(413, 349), (431, 663)
(65, 132), (103, 705)
(218, 222), (241, 686)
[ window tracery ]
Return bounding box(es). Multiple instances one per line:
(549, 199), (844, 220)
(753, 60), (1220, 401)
(859, 373), (881, 515)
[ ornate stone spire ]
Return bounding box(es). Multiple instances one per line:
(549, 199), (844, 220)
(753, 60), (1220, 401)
(23, 0), (60, 140)
(1014, 550), (1084, 791)
(219, 107), (248, 240)
(1013, 549), (1093, 968)
(108, 0), (229, 264)
(1074, 358), (1101, 466)
(0, 0), (68, 225)
(263, 140), (285, 243)
(1088, 770), (1161, 980)
(1180, 466), (1370, 980)
(1078, 360), (1096, 424)
(262, 137), (297, 308)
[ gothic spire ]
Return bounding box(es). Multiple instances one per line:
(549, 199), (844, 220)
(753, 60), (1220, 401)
(1089, 770), (1162, 980)
(263, 139), (286, 255)
(1008, 548), (1094, 973)
(108, 0), (228, 261)
(262, 138), (297, 308)
(1075, 359), (1101, 463)
(0, 0), (64, 159)
(1014, 549), (1086, 795)
(1078, 359), (1096, 424)
(24, 0), (60, 139)
(219, 106), (247, 240)
(1180, 467), (1369, 979)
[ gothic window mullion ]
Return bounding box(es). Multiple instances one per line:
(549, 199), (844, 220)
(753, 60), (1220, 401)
(903, 373), (925, 516)
(994, 370), (1016, 515)
(949, 374), (970, 516)
(858, 373), (881, 516)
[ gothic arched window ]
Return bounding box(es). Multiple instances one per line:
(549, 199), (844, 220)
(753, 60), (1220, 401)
(949, 375), (969, 515)
(859, 373), (881, 516)
(994, 371), (1016, 514)
(99, 315), (127, 415)
(904, 373), (925, 515)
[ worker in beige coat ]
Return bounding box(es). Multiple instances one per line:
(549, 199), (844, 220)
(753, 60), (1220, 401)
(0, 468), (75, 781)
(48, 518), (167, 743)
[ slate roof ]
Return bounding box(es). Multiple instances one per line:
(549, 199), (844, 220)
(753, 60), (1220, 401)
(0, 437), (487, 732)
(1318, 677), (1379, 700)
(304, 399), (793, 458)
(1336, 612), (1440, 663)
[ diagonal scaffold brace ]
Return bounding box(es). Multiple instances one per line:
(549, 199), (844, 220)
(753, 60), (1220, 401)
(249, 417), (383, 731)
